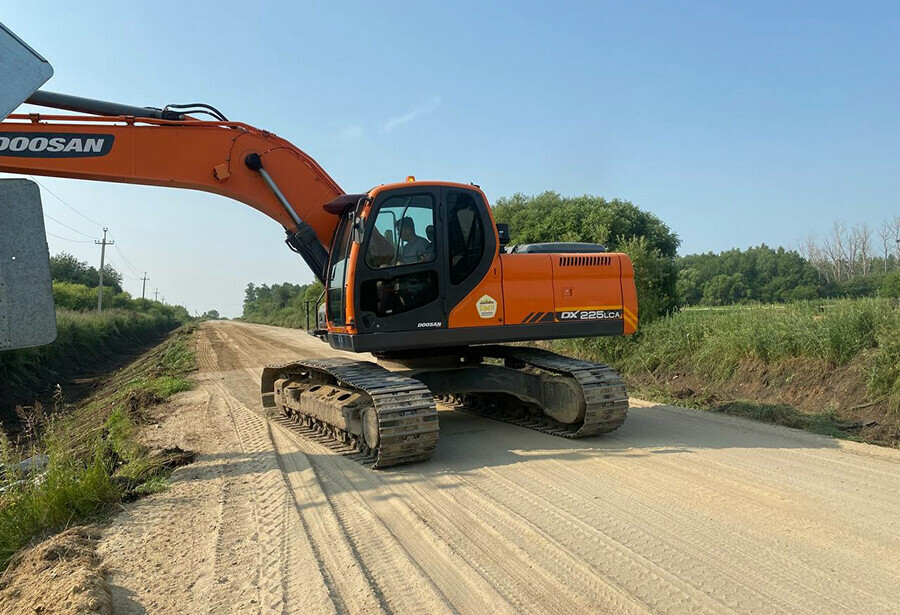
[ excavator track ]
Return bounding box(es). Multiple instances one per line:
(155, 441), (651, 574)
(460, 345), (629, 437)
(261, 358), (439, 469)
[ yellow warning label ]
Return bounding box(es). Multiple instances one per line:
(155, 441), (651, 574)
(476, 294), (498, 319)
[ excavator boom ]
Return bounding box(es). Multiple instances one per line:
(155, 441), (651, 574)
(0, 113), (344, 246)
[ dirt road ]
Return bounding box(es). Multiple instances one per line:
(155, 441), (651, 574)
(98, 321), (900, 614)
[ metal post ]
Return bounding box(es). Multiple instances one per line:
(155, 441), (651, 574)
(95, 227), (113, 312)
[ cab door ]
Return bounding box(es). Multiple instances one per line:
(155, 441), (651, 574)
(354, 186), (446, 334)
(441, 187), (498, 321)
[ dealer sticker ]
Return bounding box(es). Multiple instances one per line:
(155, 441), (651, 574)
(476, 295), (498, 319)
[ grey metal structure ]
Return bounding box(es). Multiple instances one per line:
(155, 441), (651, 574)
(0, 179), (57, 350)
(0, 21), (53, 121)
(25, 90), (183, 121)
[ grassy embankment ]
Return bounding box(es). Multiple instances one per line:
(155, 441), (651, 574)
(1, 280), (190, 419)
(0, 308), (182, 396)
(555, 297), (900, 445)
(0, 326), (196, 572)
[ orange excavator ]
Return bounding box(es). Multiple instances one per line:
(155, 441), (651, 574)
(0, 24), (637, 467)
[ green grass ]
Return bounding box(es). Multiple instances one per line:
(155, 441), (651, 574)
(0, 326), (196, 571)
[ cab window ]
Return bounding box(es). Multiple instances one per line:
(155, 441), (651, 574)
(365, 194), (436, 269)
(447, 190), (485, 285)
(326, 215), (353, 325)
(359, 271), (439, 317)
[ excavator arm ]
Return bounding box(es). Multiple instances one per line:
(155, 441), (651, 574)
(0, 109), (344, 279)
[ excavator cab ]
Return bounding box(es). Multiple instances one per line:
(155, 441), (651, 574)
(323, 182), (501, 350)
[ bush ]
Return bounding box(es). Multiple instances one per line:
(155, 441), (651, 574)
(617, 236), (678, 320)
(879, 270), (900, 298)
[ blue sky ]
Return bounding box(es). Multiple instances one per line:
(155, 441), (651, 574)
(3, 1), (898, 316)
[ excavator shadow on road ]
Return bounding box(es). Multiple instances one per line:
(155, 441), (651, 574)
(417, 404), (842, 473)
(196, 401), (845, 484)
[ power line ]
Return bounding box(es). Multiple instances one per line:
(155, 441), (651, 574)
(30, 176), (104, 228)
(110, 235), (143, 278)
(43, 212), (99, 239)
(46, 232), (95, 243)
(30, 177), (153, 297)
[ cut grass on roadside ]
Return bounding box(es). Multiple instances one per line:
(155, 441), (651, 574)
(0, 325), (197, 572)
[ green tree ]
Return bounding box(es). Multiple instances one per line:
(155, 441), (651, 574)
(879, 270), (900, 298)
(677, 268), (704, 306)
(242, 281), (324, 328)
(701, 273), (749, 306)
(49, 252), (123, 293)
(617, 236), (678, 320)
(677, 245), (823, 306)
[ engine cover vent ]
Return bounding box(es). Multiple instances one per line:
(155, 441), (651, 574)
(559, 255), (612, 267)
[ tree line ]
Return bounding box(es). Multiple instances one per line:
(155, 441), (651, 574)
(242, 281), (323, 328)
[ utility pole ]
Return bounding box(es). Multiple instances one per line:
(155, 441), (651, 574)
(95, 228), (114, 312)
(153, 288), (159, 302)
(140, 272), (149, 300)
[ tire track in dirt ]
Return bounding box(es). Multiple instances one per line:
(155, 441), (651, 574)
(455, 465), (730, 615)
(382, 468), (654, 614)
(206, 381), (338, 615)
(271, 425), (456, 614)
(264, 419), (388, 614)
(492, 462), (829, 614)
(275, 425), (523, 615)
(536, 448), (900, 592)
